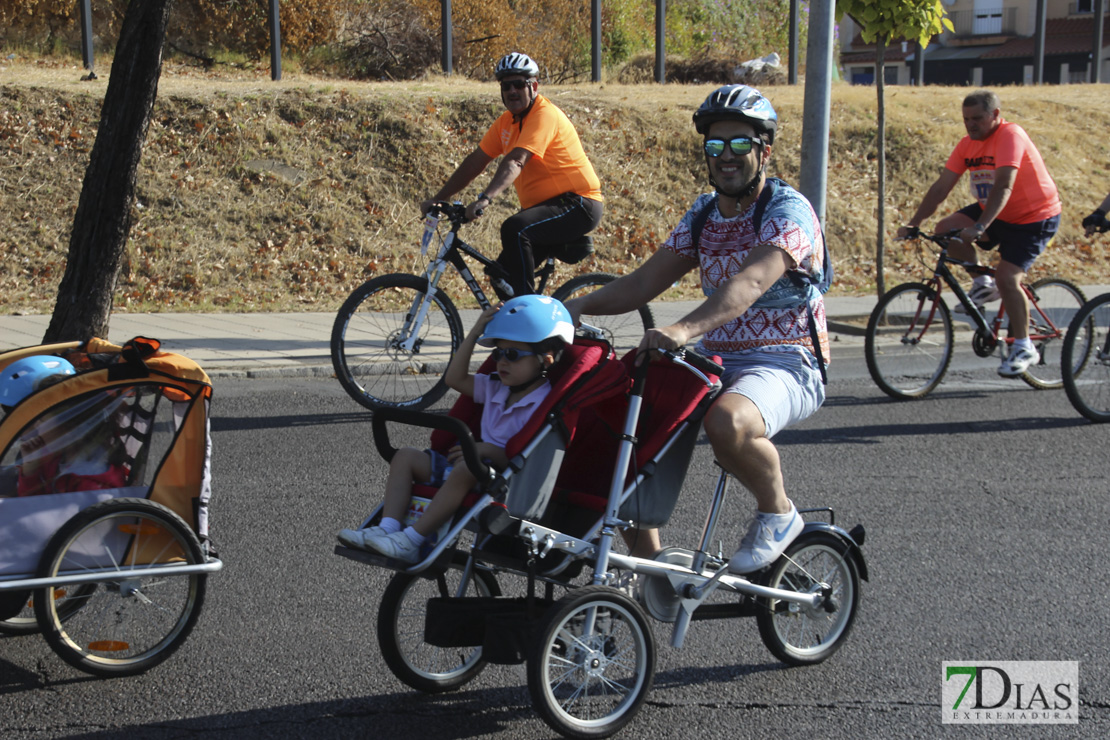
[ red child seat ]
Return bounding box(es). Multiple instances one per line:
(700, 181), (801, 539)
(552, 349), (721, 527)
(404, 337), (629, 520)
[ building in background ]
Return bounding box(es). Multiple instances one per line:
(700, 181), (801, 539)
(839, 0), (1110, 85)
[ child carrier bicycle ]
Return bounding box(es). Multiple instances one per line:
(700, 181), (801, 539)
(334, 330), (866, 738)
(0, 337), (222, 677)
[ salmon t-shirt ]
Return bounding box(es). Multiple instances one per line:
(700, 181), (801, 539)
(479, 95), (602, 209)
(944, 120), (1060, 225)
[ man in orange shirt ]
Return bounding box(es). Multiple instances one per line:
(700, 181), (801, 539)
(420, 52), (603, 298)
(898, 90), (1061, 377)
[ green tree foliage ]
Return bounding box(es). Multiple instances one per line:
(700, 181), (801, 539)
(836, 0), (952, 296)
(836, 0), (952, 47)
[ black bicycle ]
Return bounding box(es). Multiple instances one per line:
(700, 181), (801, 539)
(1062, 292), (1110, 423)
(331, 202), (654, 410)
(865, 229), (1088, 399)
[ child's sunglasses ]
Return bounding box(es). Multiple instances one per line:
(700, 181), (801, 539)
(491, 347), (538, 362)
(703, 136), (760, 157)
(500, 79), (530, 91)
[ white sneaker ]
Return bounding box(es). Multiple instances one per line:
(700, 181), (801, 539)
(967, 280), (1001, 307)
(727, 504), (804, 574)
(998, 344), (1039, 377)
(955, 280), (1001, 314)
(336, 526), (385, 550)
(362, 530), (422, 564)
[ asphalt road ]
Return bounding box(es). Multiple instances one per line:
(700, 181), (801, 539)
(2, 339), (1108, 739)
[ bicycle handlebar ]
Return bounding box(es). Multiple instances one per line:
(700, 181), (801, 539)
(895, 227), (964, 247)
(631, 347), (724, 393)
(427, 201), (477, 225)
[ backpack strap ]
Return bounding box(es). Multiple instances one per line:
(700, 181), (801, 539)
(689, 193), (718, 254)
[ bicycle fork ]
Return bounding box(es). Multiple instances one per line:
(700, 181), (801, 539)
(397, 260), (450, 353)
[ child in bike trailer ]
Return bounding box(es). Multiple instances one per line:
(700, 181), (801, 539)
(337, 295), (574, 563)
(0, 356), (128, 498)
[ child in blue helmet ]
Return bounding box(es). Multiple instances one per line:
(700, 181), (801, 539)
(0, 355), (77, 414)
(338, 295), (575, 563)
(1, 355), (129, 498)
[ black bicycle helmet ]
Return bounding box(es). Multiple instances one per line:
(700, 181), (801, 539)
(693, 85), (778, 145)
(495, 52), (540, 81)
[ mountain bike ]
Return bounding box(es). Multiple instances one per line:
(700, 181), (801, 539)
(1062, 292), (1110, 423)
(331, 202), (654, 410)
(865, 229), (1088, 400)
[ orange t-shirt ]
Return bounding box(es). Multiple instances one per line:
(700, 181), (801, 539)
(944, 120), (1061, 225)
(479, 95), (602, 209)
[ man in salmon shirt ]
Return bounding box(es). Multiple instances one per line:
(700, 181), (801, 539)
(420, 52), (603, 298)
(898, 90), (1061, 377)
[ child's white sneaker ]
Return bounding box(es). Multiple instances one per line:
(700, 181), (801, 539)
(336, 526), (385, 550)
(362, 530), (422, 564)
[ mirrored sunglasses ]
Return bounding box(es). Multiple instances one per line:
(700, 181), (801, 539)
(500, 79), (530, 91)
(703, 136), (759, 157)
(491, 347), (538, 362)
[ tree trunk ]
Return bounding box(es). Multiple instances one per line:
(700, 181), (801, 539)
(43, 0), (173, 343)
(875, 41), (887, 298)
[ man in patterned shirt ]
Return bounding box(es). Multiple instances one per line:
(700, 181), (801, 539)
(564, 85), (828, 573)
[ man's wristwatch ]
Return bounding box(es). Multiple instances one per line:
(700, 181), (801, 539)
(477, 193), (491, 203)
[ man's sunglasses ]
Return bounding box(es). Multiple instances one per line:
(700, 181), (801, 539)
(500, 79), (531, 91)
(491, 347), (538, 362)
(703, 136), (761, 157)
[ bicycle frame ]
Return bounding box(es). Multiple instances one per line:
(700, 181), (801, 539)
(920, 247), (1066, 349)
(395, 207), (561, 352)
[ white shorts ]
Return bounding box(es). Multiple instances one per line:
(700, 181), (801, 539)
(712, 347), (825, 439)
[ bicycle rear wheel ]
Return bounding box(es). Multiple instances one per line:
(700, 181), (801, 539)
(865, 282), (953, 399)
(331, 273), (464, 410)
(1062, 292), (1110, 423)
(756, 532), (860, 666)
(552, 273), (654, 356)
(1021, 278), (1087, 390)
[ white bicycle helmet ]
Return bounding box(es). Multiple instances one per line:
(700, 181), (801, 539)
(693, 85), (778, 144)
(495, 52), (540, 81)
(0, 355), (76, 409)
(478, 295), (574, 348)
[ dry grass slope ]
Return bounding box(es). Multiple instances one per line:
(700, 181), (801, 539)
(2, 57), (1109, 316)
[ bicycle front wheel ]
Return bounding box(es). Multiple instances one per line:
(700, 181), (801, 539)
(552, 273), (654, 356)
(1021, 278), (1087, 390)
(1062, 292), (1110, 423)
(865, 282), (953, 399)
(331, 273), (464, 410)
(527, 585), (655, 739)
(377, 564), (499, 693)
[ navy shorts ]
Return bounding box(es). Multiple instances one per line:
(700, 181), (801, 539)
(423, 449), (452, 486)
(956, 204), (1059, 272)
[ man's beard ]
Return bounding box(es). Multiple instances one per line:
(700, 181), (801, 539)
(708, 156), (764, 199)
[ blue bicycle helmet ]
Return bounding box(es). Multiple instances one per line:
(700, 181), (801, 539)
(693, 84), (778, 144)
(495, 52), (540, 81)
(478, 296), (574, 348)
(0, 355), (76, 409)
